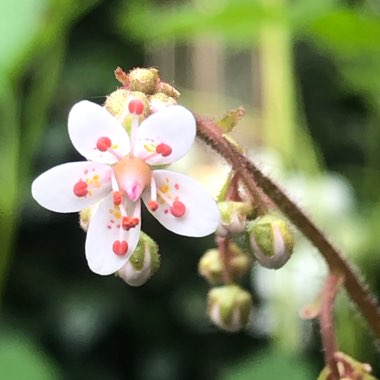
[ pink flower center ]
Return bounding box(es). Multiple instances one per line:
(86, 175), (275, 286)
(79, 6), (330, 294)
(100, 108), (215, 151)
(113, 157), (152, 201)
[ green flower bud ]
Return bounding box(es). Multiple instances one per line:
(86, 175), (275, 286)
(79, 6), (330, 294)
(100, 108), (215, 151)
(79, 204), (98, 231)
(246, 214), (294, 269)
(128, 67), (159, 94)
(117, 232), (160, 287)
(317, 352), (376, 380)
(216, 201), (252, 237)
(207, 284), (252, 332)
(199, 244), (252, 284)
(148, 92), (177, 113)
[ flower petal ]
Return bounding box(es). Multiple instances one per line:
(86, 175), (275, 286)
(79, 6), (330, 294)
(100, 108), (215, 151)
(68, 100), (130, 163)
(142, 170), (220, 237)
(134, 105), (196, 165)
(85, 193), (141, 275)
(32, 162), (112, 213)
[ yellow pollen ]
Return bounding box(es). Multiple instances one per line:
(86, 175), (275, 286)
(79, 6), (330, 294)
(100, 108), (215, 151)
(159, 184), (170, 193)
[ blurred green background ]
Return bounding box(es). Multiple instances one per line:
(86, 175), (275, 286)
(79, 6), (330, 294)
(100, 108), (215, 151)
(1, 0), (380, 379)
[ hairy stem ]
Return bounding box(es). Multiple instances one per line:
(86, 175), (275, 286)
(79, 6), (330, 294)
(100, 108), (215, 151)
(196, 115), (380, 338)
(319, 273), (343, 380)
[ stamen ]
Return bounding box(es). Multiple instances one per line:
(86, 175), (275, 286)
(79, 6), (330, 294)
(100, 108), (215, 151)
(113, 191), (123, 206)
(73, 180), (88, 197)
(122, 216), (140, 230)
(96, 137), (112, 152)
(156, 143), (172, 157)
(148, 200), (159, 211)
(113, 240), (128, 256)
(128, 99), (144, 115)
(170, 201), (186, 217)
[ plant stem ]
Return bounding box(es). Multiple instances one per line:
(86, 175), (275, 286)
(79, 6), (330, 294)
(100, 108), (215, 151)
(319, 273), (342, 380)
(195, 115), (380, 339)
(216, 236), (232, 284)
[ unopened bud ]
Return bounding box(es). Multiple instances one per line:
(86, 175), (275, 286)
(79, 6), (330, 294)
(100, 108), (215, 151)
(128, 67), (159, 94)
(208, 284), (252, 332)
(216, 201), (252, 237)
(199, 244), (252, 284)
(117, 232), (160, 286)
(79, 205), (98, 231)
(148, 92), (177, 113)
(246, 214), (294, 269)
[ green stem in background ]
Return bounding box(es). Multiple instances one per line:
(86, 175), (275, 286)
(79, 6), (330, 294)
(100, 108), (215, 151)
(0, 82), (21, 301)
(196, 115), (380, 339)
(259, 0), (320, 174)
(21, 39), (66, 182)
(0, 40), (65, 300)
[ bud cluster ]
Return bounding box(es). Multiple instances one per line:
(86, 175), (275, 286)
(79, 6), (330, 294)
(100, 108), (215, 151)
(106, 67), (179, 123)
(200, 172), (295, 332)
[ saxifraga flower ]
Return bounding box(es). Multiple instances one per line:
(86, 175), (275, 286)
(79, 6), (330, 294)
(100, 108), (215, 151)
(32, 99), (220, 275)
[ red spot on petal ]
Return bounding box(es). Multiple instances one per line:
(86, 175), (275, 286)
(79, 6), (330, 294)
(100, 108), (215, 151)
(156, 143), (172, 157)
(148, 200), (159, 211)
(174, 183), (179, 190)
(73, 180), (88, 197)
(96, 136), (112, 152)
(113, 191), (123, 206)
(170, 201), (186, 217)
(113, 240), (128, 256)
(128, 99), (144, 115)
(107, 225), (112, 229)
(164, 209), (169, 214)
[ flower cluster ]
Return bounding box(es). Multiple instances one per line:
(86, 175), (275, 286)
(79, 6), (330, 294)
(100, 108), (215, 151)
(32, 94), (220, 276)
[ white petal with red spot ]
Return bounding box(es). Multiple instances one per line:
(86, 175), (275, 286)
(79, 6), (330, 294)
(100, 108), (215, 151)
(32, 162), (112, 213)
(142, 170), (220, 237)
(68, 100), (130, 164)
(134, 105), (196, 165)
(85, 193), (141, 275)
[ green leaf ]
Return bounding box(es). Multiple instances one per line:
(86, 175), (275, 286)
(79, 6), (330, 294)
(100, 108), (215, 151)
(217, 107), (246, 133)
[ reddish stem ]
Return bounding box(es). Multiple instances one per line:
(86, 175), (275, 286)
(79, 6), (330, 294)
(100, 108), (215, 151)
(216, 236), (232, 284)
(319, 273), (342, 380)
(196, 114), (380, 339)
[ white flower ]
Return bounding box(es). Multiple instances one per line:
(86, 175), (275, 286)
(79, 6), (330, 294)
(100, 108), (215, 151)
(32, 99), (220, 275)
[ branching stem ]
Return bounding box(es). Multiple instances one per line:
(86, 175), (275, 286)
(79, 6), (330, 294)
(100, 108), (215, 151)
(196, 114), (380, 339)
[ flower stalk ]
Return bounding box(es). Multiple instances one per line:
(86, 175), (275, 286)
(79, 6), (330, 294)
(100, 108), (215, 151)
(319, 273), (343, 380)
(195, 114), (380, 339)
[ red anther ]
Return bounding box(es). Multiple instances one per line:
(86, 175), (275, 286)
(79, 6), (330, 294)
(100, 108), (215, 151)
(122, 216), (140, 230)
(148, 200), (159, 211)
(156, 143), (172, 157)
(112, 240), (128, 256)
(128, 99), (144, 115)
(113, 191), (123, 206)
(73, 180), (88, 197)
(96, 136), (112, 152)
(170, 201), (186, 217)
